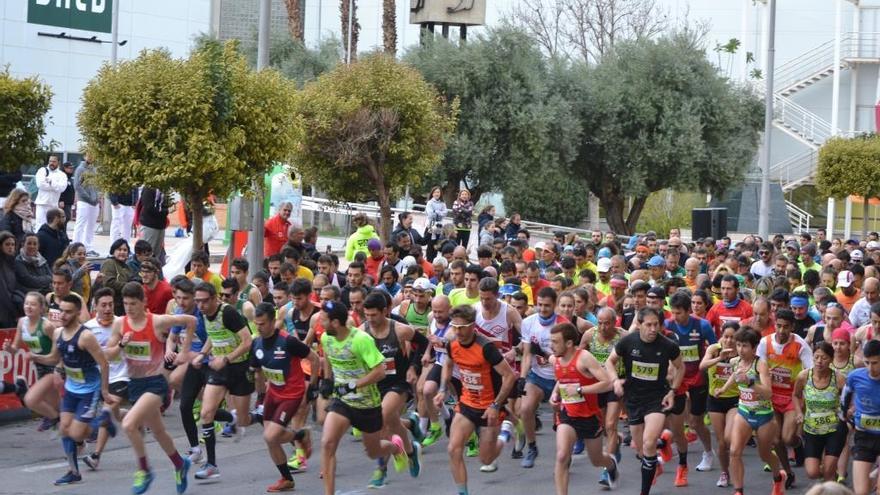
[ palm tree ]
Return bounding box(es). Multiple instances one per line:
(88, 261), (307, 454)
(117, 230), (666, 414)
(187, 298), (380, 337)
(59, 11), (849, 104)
(340, 0), (360, 62)
(284, 0), (304, 42)
(382, 0), (396, 54)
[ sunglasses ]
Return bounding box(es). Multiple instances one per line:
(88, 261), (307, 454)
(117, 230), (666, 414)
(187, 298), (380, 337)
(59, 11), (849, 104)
(221, 292), (235, 299)
(450, 323), (473, 330)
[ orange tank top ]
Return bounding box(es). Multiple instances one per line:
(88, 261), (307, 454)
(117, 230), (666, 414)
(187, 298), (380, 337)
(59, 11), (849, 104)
(122, 313), (165, 378)
(449, 335), (500, 410)
(764, 334), (804, 399)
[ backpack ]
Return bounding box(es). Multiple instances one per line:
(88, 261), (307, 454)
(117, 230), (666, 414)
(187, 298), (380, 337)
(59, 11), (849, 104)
(27, 167), (46, 200)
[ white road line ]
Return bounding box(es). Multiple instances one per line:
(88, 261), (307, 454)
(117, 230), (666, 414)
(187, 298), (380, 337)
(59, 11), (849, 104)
(21, 461), (69, 473)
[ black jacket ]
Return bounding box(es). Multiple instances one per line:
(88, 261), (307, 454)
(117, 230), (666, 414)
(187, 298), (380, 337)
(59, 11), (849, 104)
(138, 188), (169, 229)
(37, 223), (69, 267)
(0, 172), (22, 198)
(110, 188), (139, 207)
(0, 254), (24, 327)
(0, 211), (26, 247)
(391, 226), (425, 247)
(14, 253), (53, 293)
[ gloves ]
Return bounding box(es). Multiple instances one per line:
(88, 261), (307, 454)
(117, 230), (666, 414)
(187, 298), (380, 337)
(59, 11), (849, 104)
(530, 341), (548, 359)
(318, 378), (334, 399)
(335, 382), (356, 397)
(513, 377), (527, 398)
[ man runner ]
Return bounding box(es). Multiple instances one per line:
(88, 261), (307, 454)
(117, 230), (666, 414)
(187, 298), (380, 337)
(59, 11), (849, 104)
(842, 339), (880, 495)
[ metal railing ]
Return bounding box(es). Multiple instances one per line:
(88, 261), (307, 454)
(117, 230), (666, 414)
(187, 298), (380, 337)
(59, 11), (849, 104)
(773, 94), (834, 145)
(775, 32), (880, 94)
(785, 200), (813, 234)
(769, 150), (818, 190)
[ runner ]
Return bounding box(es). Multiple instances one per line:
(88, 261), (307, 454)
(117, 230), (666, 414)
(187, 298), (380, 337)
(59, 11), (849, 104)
(449, 264), (482, 307)
(842, 339), (880, 495)
(249, 302), (320, 492)
(434, 304), (517, 495)
(714, 326), (787, 495)
(700, 321), (740, 487)
(317, 300), (407, 495)
(792, 341), (847, 482)
(82, 287), (129, 470)
(663, 290), (717, 485)
(519, 287), (567, 468)
(229, 257), (263, 308)
(190, 282), (255, 481)
(830, 327), (856, 483)
(47, 268), (91, 324)
(361, 290), (422, 487)
(853, 301), (880, 365)
(419, 295), (455, 448)
(549, 322), (619, 494)
(706, 275), (754, 337)
(29, 294), (114, 486)
(104, 282), (196, 494)
(579, 306), (625, 485)
(605, 307), (684, 495)
(757, 308), (814, 487)
(2, 292), (59, 431)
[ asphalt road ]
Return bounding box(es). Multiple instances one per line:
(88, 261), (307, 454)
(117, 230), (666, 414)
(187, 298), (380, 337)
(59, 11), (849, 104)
(0, 402), (824, 495)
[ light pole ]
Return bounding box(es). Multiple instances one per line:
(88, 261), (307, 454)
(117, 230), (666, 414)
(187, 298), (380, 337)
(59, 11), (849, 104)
(247, 0), (270, 278)
(758, 0), (776, 240)
(346, 0), (354, 64)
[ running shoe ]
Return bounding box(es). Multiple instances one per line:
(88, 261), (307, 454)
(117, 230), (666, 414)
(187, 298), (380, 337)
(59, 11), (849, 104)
(408, 441), (422, 478)
(658, 429), (674, 464)
(685, 429), (697, 443)
(466, 433), (479, 457)
(785, 470), (795, 489)
(772, 470), (788, 495)
(194, 463), (220, 480)
(498, 420), (513, 444)
(422, 423), (442, 447)
(406, 412), (424, 443)
(479, 462), (498, 473)
(368, 467), (387, 488)
(390, 435), (407, 473)
(614, 433), (623, 463)
(572, 438), (585, 455)
(716, 471), (730, 487)
(598, 468), (611, 488)
(132, 469), (154, 494)
(267, 478), (295, 492)
(607, 457), (619, 489)
(747, 436), (756, 448)
(186, 447), (205, 465)
(83, 453), (100, 471)
(511, 419), (526, 459)
(696, 450), (714, 472)
(287, 455), (307, 473)
(37, 416), (59, 432)
(54, 471), (82, 486)
(763, 463), (771, 472)
(175, 457), (190, 494)
(674, 465), (688, 487)
(352, 427), (362, 441)
(521, 445), (538, 468)
(221, 422), (236, 438)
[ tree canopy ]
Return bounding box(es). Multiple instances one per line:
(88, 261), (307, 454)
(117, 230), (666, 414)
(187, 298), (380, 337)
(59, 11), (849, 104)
(568, 32), (764, 234)
(817, 134), (880, 237)
(0, 68), (53, 172)
(291, 54), (457, 241)
(78, 40), (298, 247)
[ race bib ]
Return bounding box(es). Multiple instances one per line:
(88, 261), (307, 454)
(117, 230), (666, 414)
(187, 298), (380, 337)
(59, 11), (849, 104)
(861, 414), (880, 431)
(124, 340), (151, 361)
(383, 357), (396, 375)
(808, 411), (836, 426)
(739, 388), (758, 408)
(558, 382), (585, 404)
(770, 366), (793, 388)
(212, 337), (235, 357)
(460, 369), (483, 391)
(22, 335), (41, 354)
(65, 366), (85, 383)
(263, 367), (286, 387)
(632, 361), (659, 381)
(680, 345), (699, 363)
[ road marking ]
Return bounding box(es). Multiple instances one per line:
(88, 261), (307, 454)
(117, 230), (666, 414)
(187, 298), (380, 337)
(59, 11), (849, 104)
(22, 461), (68, 473)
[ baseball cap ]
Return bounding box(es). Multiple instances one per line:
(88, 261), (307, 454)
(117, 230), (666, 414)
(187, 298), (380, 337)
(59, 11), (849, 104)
(647, 255), (665, 267)
(367, 239), (382, 250)
(597, 247), (612, 259)
(785, 240), (799, 250)
(837, 270), (854, 288)
(851, 250), (864, 262)
(412, 277), (434, 292)
(597, 258), (612, 273)
(867, 241), (880, 251)
(647, 286), (666, 299)
(535, 241), (546, 251)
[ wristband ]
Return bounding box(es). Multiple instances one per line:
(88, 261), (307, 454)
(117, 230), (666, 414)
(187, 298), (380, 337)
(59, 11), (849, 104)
(489, 402), (501, 411)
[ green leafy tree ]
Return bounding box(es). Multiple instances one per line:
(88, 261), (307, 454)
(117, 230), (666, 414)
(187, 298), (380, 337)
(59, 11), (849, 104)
(291, 54), (457, 241)
(569, 32), (764, 234)
(0, 68), (53, 172)
(406, 28), (580, 206)
(78, 40), (298, 249)
(237, 30), (341, 88)
(817, 134), (880, 238)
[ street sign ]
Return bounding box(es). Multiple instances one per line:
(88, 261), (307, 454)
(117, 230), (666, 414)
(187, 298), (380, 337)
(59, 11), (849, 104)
(27, 0), (113, 34)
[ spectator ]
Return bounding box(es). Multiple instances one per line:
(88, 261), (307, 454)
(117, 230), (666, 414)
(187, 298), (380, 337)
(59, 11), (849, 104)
(109, 187), (138, 242)
(0, 231), (24, 326)
(0, 170), (23, 206)
(0, 188), (34, 247)
(284, 225), (316, 261)
(345, 212), (379, 261)
(14, 233), (52, 294)
(36, 207), (69, 267)
(33, 155), (68, 229)
(101, 238), (134, 315)
(505, 212), (522, 240)
(54, 242), (92, 302)
(391, 211), (425, 248)
(137, 187), (170, 263)
(58, 161), (75, 230)
(263, 201), (292, 256)
(140, 257), (173, 314)
(186, 250), (223, 293)
(72, 155), (101, 255)
(477, 204), (495, 233)
(451, 189), (474, 247)
(128, 239), (155, 280)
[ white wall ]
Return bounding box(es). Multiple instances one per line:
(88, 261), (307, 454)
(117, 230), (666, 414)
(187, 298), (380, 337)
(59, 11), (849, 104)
(0, 0), (211, 156)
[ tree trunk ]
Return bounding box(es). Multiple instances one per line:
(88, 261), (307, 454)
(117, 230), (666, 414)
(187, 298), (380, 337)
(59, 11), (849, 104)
(603, 195), (629, 235)
(382, 0), (397, 55)
(376, 184), (393, 243)
(187, 192), (204, 257)
(864, 197), (870, 239)
(625, 196), (648, 234)
(341, 0), (360, 62)
(285, 0), (304, 42)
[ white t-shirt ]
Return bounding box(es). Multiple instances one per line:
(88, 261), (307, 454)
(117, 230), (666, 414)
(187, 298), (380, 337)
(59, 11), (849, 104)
(756, 333), (814, 370)
(85, 318), (129, 383)
(520, 313), (557, 380)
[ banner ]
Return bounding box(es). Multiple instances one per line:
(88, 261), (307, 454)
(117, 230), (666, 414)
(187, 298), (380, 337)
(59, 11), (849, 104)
(28, 0), (113, 34)
(0, 328), (35, 413)
(268, 164), (303, 227)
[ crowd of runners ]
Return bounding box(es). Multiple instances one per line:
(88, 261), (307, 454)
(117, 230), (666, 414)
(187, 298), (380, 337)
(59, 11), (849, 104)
(3, 193), (880, 495)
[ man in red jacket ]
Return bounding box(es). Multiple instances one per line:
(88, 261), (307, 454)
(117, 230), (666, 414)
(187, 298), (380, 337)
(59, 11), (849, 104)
(264, 202), (292, 257)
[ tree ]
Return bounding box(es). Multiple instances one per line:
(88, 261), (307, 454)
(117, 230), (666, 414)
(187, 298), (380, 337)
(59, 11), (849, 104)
(0, 68), (53, 172)
(406, 28), (580, 206)
(817, 134), (880, 238)
(382, 0), (397, 55)
(568, 32), (764, 234)
(284, 0), (304, 42)
(240, 29), (341, 87)
(291, 54), (456, 241)
(341, 0), (360, 62)
(78, 40), (298, 249)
